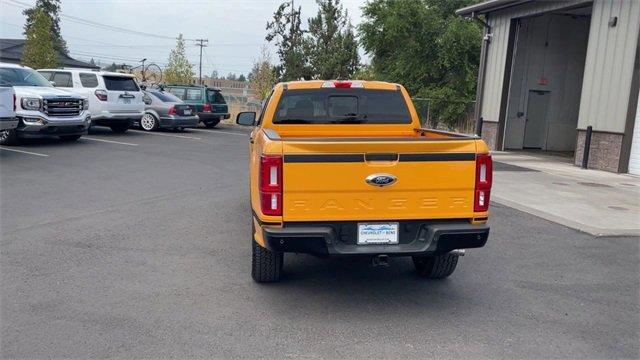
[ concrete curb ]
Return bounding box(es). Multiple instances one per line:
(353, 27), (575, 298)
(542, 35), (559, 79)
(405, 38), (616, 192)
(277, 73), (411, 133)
(492, 196), (640, 237)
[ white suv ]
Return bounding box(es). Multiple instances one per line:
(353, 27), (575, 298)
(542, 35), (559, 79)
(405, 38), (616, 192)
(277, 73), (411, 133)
(38, 69), (144, 133)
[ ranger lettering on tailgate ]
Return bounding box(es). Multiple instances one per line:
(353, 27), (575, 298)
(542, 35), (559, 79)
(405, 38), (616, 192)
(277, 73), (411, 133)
(235, 80), (492, 283)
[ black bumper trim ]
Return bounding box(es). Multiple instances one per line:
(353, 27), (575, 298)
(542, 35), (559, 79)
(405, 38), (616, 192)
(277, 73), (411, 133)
(261, 220), (489, 256)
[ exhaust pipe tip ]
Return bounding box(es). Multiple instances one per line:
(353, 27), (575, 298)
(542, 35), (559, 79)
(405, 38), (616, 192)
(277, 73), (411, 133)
(450, 249), (466, 257)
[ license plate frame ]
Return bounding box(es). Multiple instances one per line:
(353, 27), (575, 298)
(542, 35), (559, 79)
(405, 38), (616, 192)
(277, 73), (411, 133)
(357, 222), (399, 245)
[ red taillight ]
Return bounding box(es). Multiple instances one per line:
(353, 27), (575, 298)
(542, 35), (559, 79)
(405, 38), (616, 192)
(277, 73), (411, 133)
(13, 93), (16, 111)
(474, 154), (493, 212)
(203, 103), (212, 112)
(95, 89), (107, 101)
(168, 106), (177, 115)
(334, 81), (352, 88)
(259, 155), (283, 216)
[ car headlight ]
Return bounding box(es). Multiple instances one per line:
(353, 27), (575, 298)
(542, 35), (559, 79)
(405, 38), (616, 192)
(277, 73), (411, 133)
(21, 98), (42, 111)
(82, 99), (89, 110)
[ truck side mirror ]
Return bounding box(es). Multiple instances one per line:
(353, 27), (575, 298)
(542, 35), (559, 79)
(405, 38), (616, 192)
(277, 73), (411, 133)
(237, 111), (256, 126)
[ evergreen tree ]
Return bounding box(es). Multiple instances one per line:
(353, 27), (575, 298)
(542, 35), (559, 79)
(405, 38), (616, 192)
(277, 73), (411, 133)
(164, 34), (194, 84)
(266, 2), (311, 81)
(23, 0), (67, 55)
(304, 0), (359, 79)
(22, 9), (58, 69)
(237, 74), (247, 82)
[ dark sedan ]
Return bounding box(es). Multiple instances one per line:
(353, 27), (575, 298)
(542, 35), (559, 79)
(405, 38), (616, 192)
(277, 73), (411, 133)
(138, 90), (199, 131)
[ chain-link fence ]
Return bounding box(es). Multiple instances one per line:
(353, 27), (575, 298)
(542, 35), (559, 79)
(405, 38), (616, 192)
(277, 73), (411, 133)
(412, 98), (476, 135)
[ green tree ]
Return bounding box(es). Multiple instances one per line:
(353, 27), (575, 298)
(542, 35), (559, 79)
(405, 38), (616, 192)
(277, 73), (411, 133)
(164, 34), (194, 84)
(266, 2), (311, 81)
(23, 0), (67, 55)
(359, 0), (481, 127)
(237, 74), (247, 82)
(22, 9), (58, 69)
(304, 0), (359, 79)
(249, 46), (277, 100)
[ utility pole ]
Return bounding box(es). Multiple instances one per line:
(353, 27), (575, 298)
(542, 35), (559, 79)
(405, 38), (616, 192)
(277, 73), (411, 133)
(195, 38), (209, 85)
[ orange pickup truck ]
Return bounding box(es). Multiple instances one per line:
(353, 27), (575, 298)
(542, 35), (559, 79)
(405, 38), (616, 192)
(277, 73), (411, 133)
(236, 80), (492, 282)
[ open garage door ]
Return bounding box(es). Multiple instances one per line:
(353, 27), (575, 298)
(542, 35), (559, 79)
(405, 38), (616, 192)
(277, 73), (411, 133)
(503, 7), (591, 153)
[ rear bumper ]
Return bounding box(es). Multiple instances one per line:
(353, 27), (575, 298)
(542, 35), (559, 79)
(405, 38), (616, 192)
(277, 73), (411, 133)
(159, 115), (200, 128)
(92, 111), (144, 126)
(260, 220), (489, 256)
(197, 112), (230, 122)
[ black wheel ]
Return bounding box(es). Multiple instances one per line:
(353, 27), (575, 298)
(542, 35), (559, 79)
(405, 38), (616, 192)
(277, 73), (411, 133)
(251, 224), (283, 283)
(59, 135), (82, 142)
(0, 129), (18, 145)
(110, 124), (129, 133)
(412, 253), (459, 279)
(204, 120), (219, 128)
(140, 113), (158, 131)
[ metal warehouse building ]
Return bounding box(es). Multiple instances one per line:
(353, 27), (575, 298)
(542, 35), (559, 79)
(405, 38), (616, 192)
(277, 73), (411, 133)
(456, 0), (640, 174)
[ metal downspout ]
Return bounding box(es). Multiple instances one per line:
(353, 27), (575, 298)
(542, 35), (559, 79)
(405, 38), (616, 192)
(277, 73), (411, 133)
(473, 13), (492, 136)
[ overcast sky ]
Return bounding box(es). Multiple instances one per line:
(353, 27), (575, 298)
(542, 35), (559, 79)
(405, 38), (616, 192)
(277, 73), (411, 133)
(0, 0), (367, 76)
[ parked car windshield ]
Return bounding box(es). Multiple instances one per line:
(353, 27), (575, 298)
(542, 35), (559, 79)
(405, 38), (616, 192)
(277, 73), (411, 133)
(273, 89), (411, 124)
(207, 90), (226, 104)
(0, 67), (52, 87)
(103, 76), (139, 91)
(149, 90), (181, 103)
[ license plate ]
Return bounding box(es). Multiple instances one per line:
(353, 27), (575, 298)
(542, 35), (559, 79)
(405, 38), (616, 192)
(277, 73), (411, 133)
(357, 223), (399, 245)
(123, 98), (131, 104)
(183, 109), (192, 115)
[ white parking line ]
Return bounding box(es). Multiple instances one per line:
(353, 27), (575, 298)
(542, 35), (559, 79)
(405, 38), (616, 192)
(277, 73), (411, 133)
(129, 129), (202, 140)
(0, 147), (49, 157)
(83, 137), (138, 146)
(188, 129), (248, 136)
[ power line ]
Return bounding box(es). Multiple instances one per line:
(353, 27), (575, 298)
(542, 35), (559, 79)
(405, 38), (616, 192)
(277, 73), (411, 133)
(3, 0), (195, 41)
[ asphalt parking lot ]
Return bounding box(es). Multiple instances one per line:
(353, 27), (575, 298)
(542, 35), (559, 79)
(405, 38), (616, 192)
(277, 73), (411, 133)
(1, 125), (638, 359)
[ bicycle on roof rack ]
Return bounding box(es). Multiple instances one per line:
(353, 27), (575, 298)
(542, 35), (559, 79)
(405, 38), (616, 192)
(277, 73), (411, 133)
(128, 62), (163, 87)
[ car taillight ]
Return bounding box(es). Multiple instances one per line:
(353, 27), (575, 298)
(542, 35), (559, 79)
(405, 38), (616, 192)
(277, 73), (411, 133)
(203, 103), (212, 112)
(474, 154), (493, 212)
(168, 106), (177, 115)
(95, 89), (107, 101)
(13, 93), (16, 111)
(259, 155), (283, 216)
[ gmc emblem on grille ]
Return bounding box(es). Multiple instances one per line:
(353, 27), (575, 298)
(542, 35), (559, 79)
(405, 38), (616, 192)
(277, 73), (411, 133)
(365, 173), (397, 187)
(61, 102), (75, 106)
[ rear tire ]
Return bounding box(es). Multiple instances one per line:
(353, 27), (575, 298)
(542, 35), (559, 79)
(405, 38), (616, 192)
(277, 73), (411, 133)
(110, 124), (129, 133)
(0, 129), (18, 145)
(140, 113), (158, 131)
(413, 253), (459, 279)
(59, 135), (81, 142)
(252, 228), (283, 283)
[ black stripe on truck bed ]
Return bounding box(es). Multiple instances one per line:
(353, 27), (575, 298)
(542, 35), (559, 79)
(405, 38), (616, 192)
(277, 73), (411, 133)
(283, 153), (476, 163)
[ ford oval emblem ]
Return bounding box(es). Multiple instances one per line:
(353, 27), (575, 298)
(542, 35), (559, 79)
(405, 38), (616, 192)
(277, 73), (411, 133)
(365, 173), (397, 187)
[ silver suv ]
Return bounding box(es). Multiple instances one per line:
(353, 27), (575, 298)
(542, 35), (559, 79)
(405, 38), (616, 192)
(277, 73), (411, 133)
(0, 63), (90, 145)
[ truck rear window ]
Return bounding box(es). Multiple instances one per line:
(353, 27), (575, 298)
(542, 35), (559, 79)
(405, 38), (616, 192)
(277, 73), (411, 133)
(274, 89), (411, 124)
(103, 76), (139, 91)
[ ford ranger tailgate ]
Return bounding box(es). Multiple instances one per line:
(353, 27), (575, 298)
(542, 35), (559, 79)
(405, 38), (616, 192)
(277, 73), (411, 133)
(281, 138), (478, 222)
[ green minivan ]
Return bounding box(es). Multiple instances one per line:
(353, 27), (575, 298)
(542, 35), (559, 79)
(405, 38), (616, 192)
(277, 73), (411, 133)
(163, 85), (229, 128)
